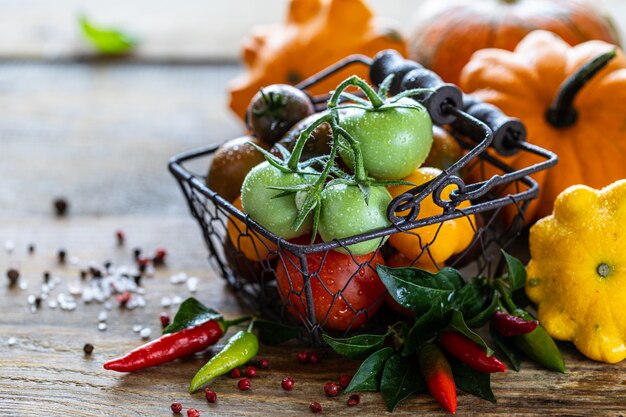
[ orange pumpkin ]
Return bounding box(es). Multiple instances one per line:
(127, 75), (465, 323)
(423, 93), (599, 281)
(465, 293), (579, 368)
(461, 30), (626, 223)
(228, 0), (407, 119)
(409, 0), (620, 86)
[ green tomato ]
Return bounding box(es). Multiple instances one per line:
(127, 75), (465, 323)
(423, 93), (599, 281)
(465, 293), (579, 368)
(318, 184), (391, 256)
(241, 161), (315, 239)
(338, 98), (433, 180)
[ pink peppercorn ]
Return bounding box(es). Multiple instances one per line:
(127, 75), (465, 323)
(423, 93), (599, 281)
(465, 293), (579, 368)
(309, 402), (322, 414)
(281, 377), (295, 391)
(186, 408), (200, 417)
(238, 377), (251, 391)
(170, 402), (183, 413)
(205, 389), (217, 403)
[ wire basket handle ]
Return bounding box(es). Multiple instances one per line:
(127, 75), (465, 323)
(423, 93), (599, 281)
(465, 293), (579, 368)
(370, 50), (526, 156)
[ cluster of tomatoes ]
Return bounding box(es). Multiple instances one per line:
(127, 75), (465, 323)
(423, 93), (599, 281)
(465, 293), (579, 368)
(207, 77), (475, 332)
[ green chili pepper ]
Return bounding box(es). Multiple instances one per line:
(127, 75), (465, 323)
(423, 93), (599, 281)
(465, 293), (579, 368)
(511, 309), (565, 373)
(189, 324), (259, 393)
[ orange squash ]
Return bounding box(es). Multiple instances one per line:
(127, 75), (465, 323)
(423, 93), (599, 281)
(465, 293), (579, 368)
(461, 30), (626, 223)
(409, 0), (620, 86)
(228, 0), (406, 119)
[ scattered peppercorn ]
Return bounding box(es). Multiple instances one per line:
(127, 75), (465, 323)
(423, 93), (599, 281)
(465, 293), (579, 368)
(133, 248), (142, 259)
(297, 351), (310, 364)
(53, 198), (68, 217)
(339, 375), (352, 389)
(153, 247), (167, 265)
(133, 274), (142, 286)
(231, 368), (241, 378)
(137, 256), (150, 273)
(118, 291), (131, 308)
(238, 377), (251, 391)
(103, 261), (112, 270)
(245, 365), (257, 378)
(347, 394), (360, 407)
(160, 312), (171, 329)
(58, 249), (66, 264)
(89, 267), (102, 278)
(34, 296), (42, 309)
(204, 389), (217, 403)
(258, 358), (270, 369)
(115, 230), (125, 246)
(324, 382), (339, 397)
(170, 402), (183, 413)
(27, 244), (35, 254)
(308, 352), (319, 364)
(83, 343), (94, 355)
(7, 268), (19, 286)
(309, 402), (322, 414)
(281, 377), (295, 391)
(186, 409), (200, 417)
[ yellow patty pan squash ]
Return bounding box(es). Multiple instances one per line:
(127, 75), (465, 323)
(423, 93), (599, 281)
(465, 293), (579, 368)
(526, 180), (626, 363)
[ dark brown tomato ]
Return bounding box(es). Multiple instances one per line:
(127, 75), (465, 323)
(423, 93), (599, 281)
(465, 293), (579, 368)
(207, 136), (268, 202)
(423, 125), (464, 172)
(246, 84), (314, 145)
(272, 112), (333, 161)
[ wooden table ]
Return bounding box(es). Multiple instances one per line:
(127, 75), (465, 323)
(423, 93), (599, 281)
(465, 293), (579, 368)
(1, 216), (625, 417)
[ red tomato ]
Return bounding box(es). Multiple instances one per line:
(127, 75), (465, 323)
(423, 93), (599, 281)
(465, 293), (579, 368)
(276, 246), (386, 331)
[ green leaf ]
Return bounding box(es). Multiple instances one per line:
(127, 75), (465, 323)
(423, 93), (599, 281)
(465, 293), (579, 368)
(489, 323), (523, 372)
(402, 302), (445, 356)
(376, 265), (457, 314)
(449, 283), (484, 318)
(252, 319), (302, 346)
(437, 267), (465, 289)
(323, 333), (388, 360)
(465, 290), (499, 328)
(163, 298), (222, 334)
(344, 347), (394, 394)
(448, 310), (494, 356)
(380, 353), (426, 412)
(79, 15), (137, 55)
(449, 357), (497, 403)
(502, 250), (526, 291)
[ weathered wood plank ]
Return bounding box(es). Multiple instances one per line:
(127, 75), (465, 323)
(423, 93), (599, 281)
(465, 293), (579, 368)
(0, 63), (242, 218)
(0, 216), (625, 416)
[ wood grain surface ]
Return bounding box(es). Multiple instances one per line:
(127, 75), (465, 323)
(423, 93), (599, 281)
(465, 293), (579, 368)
(1, 216), (625, 417)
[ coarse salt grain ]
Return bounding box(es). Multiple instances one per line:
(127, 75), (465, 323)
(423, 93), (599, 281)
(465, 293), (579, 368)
(140, 328), (152, 339)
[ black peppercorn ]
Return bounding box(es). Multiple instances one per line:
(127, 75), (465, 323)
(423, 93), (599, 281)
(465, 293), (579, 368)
(83, 343), (94, 355)
(7, 268), (19, 286)
(58, 249), (67, 264)
(53, 198), (69, 217)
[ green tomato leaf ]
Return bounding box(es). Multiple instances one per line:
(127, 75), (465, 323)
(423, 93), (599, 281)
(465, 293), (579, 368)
(502, 250), (526, 291)
(449, 356), (497, 403)
(489, 323), (523, 372)
(376, 265), (457, 314)
(380, 353), (427, 412)
(163, 298), (222, 334)
(79, 15), (137, 55)
(449, 282), (484, 318)
(402, 302), (446, 356)
(323, 333), (388, 360)
(465, 290), (499, 328)
(448, 310), (494, 357)
(344, 347), (394, 394)
(253, 319), (302, 346)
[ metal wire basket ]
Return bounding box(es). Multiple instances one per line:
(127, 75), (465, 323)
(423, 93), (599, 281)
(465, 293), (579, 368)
(169, 51), (557, 344)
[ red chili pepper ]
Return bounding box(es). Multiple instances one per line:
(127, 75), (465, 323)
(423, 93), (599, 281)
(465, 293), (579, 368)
(104, 320), (224, 372)
(418, 342), (457, 414)
(439, 331), (506, 373)
(492, 310), (538, 337)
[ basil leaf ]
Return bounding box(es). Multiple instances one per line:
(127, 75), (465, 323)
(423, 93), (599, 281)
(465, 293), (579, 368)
(344, 347), (394, 394)
(163, 298), (222, 334)
(323, 333), (387, 360)
(79, 16), (137, 55)
(448, 310), (494, 356)
(377, 265), (457, 314)
(254, 319), (302, 346)
(502, 250), (526, 291)
(402, 302), (445, 356)
(465, 290), (499, 328)
(489, 323), (523, 371)
(449, 357), (497, 403)
(380, 353), (427, 412)
(449, 283), (484, 318)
